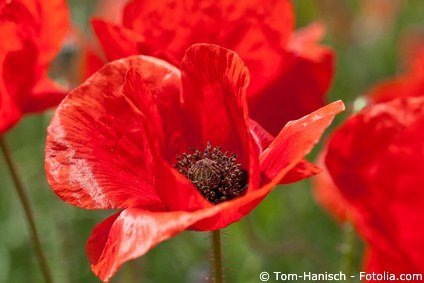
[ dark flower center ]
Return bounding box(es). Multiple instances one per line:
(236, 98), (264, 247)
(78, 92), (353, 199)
(174, 143), (248, 204)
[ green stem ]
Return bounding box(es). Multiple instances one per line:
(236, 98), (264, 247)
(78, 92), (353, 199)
(0, 135), (53, 283)
(211, 230), (223, 283)
(341, 222), (356, 282)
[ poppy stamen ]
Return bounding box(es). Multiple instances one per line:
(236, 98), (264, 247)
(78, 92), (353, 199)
(174, 142), (248, 204)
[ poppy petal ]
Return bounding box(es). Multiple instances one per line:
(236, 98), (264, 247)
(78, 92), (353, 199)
(371, 114), (424, 272)
(215, 0), (294, 97)
(249, 119), (273, 154)
(0, 0), (69, 132)
(45, 56), (180, 210)
(288, 22), (332, 62)
(249, 23), (334, 136)
(34, 0), (70, 65)
(3, 0), (70, 65)
(86, 207), (220, 282)
(121, 0), (293, 78)
(249, 119), (322, 184)
(0, 4), (28, 133)
(280, 160), (322, 184)
(260, 100), (344, 184)
(0, 95), (21, 133)
(23, 77), (66, 113)
(183, 43), (261, 190)
(1, 41), (37, 133)
(153, 157), (213, 212)
(92, 19), (142, 61)
(179, 43), (252, 166)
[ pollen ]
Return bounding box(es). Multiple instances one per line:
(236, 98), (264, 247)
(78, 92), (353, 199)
(174, 143), (248, 204)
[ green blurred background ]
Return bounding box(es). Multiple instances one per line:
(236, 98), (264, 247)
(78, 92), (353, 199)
(1, 0), (424, 282)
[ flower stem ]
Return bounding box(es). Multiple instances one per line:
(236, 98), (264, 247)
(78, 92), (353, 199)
(0, 135), (53, 283)
(341, 222), (356, 282)
(211, 230), (223, 283)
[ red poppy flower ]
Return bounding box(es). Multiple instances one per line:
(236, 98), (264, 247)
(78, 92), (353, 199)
(88, 0), (334, 137)
(314, 39), (424, 279)
(316, 96), (424, 281)
(0, 0), (70, 133)
(45, 44), (343, 282)
(314, 40), (424, 224)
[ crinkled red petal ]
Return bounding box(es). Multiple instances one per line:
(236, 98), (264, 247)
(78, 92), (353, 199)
(45, 56), (180, 210)
(179, 44), (253, 165)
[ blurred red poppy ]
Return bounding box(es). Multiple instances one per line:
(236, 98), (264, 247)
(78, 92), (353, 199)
(314, 41), (424, 225)
(323, 96), (424, 281)
(0, 0), (69, 133)
(88, 0), (334, 137)
(314, 38), (424, 282)
(45, 44), (343, 282)
(314, 40), (424, 279)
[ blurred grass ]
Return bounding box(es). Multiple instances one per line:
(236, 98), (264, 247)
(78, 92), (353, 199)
(1, 0), (424, 282)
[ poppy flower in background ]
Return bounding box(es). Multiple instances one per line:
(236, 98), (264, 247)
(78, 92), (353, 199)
(0, 0), (69, 133)
(314, 41), (424, 224)
(313, 40), (424, 280)
(323, 97), (424, 282)
(45, 44), (344, 281)
(89, 0), (334, 137)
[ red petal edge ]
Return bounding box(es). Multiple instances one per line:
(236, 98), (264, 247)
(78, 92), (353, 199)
(260, 100), (344, 184)
(87, 207), (221, 282)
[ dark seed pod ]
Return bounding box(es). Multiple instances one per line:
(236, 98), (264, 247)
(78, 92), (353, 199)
(174, 142), (248, 204)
